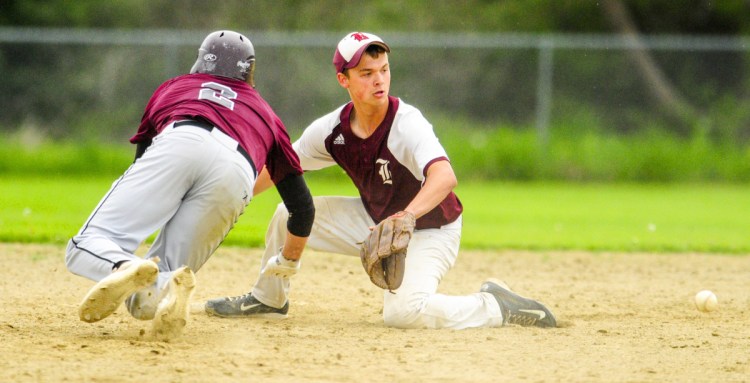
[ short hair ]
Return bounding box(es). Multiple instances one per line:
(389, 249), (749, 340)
(342, 45), (388, 76)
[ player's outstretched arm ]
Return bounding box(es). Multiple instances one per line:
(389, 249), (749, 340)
(260, 173), (315, 279)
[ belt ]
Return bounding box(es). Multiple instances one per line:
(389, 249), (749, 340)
(173, 120), (257, 176)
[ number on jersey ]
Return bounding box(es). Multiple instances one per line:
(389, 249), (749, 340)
(198, 82), (238, 110)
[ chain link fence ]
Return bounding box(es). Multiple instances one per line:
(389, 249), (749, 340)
(1, 27), (749, 144)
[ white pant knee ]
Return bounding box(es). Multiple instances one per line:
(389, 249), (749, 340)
(382, 291), (429, 329)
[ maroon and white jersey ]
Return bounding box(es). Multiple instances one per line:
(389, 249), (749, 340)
(130, 73), (302, 183)
(294, 96), (463, 229)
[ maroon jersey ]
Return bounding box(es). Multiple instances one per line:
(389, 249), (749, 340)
(130, 73), (301, 183)
(294, 96), (463, 229)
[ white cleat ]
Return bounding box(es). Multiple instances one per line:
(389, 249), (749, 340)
(126, 256), (165, 320)
(79, 259), (159, 323)
(126, 282), (162, 320)
(150, 266), (196, 341)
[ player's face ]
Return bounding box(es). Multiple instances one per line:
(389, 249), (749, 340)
(339, 52), (390, 107)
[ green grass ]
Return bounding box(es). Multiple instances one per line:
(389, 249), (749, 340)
(4, 123), (750, 183)
(460, 182), (750, 253)
(2, 174), (748, 253)
(0, 140), (134, 176)
(432, 115), (750, 183)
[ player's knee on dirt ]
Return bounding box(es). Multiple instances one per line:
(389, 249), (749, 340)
(382, 291), (429, 329)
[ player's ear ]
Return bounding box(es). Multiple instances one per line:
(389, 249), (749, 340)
(336, 72), (349, 89)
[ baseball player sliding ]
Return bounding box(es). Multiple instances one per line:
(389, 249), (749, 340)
(206, 32), (557, 329)
(65, 30), (315, 340)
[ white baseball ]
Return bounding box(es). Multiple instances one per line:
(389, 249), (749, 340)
(694, 290), (718, 312)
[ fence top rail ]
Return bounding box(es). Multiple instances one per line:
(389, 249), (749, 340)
(0, 27), (748, 51)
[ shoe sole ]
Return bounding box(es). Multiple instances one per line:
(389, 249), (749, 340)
(205, 309), (289, 319)
(79, 261), (159, 323)
(151, 267), (196, 341)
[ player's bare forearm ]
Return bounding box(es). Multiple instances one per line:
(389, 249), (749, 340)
(403, 160), (457, 219)
(281, 232), (307, 261)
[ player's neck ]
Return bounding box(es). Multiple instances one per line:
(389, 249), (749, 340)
(350, 103), (387, 139)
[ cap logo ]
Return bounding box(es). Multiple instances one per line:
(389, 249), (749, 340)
(333, 31), (388, 73)
(351, 32), (369, 42)
(203, 53), (217, 62)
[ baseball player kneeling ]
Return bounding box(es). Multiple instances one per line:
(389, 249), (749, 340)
(205, 32), (556, 329)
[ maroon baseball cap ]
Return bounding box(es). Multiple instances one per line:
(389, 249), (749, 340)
(332, 32), (390, 73)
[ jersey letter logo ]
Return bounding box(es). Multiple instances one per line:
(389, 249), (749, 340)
(376, 159), (392, 185)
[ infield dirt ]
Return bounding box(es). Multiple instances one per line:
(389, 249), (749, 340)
(1, 243), (749, 382)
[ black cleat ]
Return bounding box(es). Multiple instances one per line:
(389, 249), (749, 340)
(481, 279), (557, 328)
(205, 293), (288, 319)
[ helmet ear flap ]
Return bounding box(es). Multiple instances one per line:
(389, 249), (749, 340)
(247, 59), (256, 88)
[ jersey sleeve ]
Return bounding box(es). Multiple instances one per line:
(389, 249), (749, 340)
(292, 108), (342, 171)
(267, 115), (304, 184)
(388, 106), (449, 181)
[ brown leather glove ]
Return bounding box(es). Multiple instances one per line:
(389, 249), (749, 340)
(359, 211), (416, 291)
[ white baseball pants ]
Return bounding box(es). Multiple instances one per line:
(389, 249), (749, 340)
(252, 196), (504, 329)
(66, 123), (255, 299)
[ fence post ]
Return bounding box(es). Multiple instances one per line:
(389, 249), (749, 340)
(535, 38), (554, 149)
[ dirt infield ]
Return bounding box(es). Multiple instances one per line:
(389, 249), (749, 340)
(1, 243), (749, 382)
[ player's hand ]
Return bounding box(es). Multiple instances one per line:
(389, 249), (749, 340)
(261, 253), (300, 278)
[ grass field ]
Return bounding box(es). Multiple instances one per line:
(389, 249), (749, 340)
(2, 174), (748, 253)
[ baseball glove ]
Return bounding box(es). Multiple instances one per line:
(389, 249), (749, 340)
(360, 211), (416, 291)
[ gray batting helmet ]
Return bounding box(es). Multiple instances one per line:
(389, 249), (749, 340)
(190, 30), (256, 87)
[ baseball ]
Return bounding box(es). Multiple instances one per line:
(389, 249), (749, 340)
(694, 290), (718, 312)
